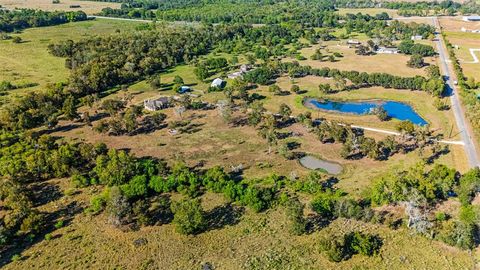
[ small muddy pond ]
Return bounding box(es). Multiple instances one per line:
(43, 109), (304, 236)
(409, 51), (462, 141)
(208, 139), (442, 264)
(305, 98), (428, 126)
(299, 156), (343, 175)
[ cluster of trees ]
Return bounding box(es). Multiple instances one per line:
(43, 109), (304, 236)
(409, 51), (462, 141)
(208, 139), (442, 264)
(0, 9), (87, 32)
(0, 83), (77, 130)
(99, 0), (339, 26)
(371, 163), (480, 249)
(312, 120), (401, 161)
(319, 230), (382, 262)
(94, 99), (167, 136)
(398, 40), (435, 57)
(344, 16), (434, 41)
(194, 57), (229, 81)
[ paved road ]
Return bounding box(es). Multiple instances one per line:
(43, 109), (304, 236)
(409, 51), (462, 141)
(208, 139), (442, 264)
(432, 17), (480, 168)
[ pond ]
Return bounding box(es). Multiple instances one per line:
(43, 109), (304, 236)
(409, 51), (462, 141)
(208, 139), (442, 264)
(305, 98), (428, 126)
(299, 155), (343, 175)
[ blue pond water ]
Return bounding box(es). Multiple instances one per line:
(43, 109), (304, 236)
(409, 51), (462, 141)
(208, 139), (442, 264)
(307, 99), (428, 126)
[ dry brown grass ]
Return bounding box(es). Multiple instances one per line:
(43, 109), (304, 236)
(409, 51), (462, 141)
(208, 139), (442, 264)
(0, 0), (120, 15)
(3, 179), (475, 269)
(292, 41), (437, 77)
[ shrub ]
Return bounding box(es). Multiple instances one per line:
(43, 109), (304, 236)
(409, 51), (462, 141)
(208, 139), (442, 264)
(54, 220), (64, 229)
(171, 198), (206, 235)
(285, 197), (306, 235)
(319, 231), (383, 262)
(44, 233), (53, 241)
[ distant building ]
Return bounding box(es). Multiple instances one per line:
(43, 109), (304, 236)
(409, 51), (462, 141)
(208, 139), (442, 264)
(228, 64), (252, 79)
(144, 97), (170, 111)
(347, 39), (361, 45)
(211, 78), (226, 88)
(376, 47), (399, 54)
(411, 35), (423, 40)
(463, 16), (480, 22)
(240, 64), (251, 73)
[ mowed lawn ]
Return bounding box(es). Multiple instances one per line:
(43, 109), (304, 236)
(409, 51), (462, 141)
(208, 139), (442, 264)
(0, 19), (142, 93)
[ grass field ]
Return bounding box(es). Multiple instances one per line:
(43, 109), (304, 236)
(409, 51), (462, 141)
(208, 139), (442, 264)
(292, 39), (437, 78)
(0, 0), (120, 15)
(337, 8), (398, 17)
(0, 19), (142, 94)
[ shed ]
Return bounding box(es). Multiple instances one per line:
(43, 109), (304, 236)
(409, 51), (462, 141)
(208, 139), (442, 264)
(178, 86), (191, 94)
(211, 78), (226, 88)
(144, 97), (170, 111)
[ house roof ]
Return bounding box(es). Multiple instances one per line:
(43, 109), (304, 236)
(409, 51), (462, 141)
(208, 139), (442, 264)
(211, 78), (225, 87)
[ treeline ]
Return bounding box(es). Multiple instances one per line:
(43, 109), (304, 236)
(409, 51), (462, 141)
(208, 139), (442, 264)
(243, 61), (445, 96)
(94, 0), (480, 22)
(99, 0), (339, 26)
(442, 35), (480, 141)
(344, 15), (434, 40)
(0, 9), (88, 32)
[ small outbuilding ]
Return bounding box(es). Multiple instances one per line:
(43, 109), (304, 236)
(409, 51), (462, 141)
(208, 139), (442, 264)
(211, 78), (226, 88)
(463, 16), (480, 22)
(347, 39), (361, 45)
(178, 86), (191, 94)
(144, 97), (170, 111)
(411, 35), (423, 40)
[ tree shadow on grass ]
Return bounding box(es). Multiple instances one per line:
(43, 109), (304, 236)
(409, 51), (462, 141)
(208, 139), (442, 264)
(29, 182), (63, 207)
(204, 204), (245, 232)
(305, 214), (332, 234)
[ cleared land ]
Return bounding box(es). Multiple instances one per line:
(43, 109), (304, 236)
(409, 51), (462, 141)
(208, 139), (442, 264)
(0, 0), (120, 15)
(292, 38), (438, 77)
(440, 17), (480, 81)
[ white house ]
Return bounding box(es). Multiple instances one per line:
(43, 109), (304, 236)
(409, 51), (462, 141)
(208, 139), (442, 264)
(211, 78), (226, 88)
(144, 97), (170, 111)
(347, 39), (361, 45)
(376, 47), (399, 54)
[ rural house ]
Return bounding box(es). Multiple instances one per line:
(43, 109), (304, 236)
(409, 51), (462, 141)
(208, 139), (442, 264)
(211, 78), (226, 88)
(144, 97), (170, 111)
